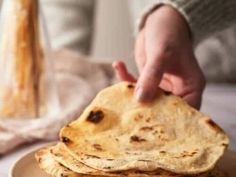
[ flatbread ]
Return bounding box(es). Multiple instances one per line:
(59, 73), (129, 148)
(50, 143), (175, 176)
(35, 147), (81, 177)
(35, 146), (175, 177)
(60, 82), (229, 174)
(35, 146), (227, 177)
(50, 143), (119, 176)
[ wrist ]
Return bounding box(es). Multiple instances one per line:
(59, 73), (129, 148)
(150, 4), (193, 42)
(145, 5), (192, 42)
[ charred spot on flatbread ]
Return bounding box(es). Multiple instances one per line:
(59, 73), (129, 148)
(205, 118), (224, 133)
(127, 84), (134, 89)
(60, 136), (72, 144)
(36, 157), (42, 163)
(130, 135), (146, 143)
(86, 110), (104, 124)
(60, 175), (69, 177)
(65, 124), (71, 128)
(92, 144), (103, 151)
(138, 159), (152, 162)
(174, 150), (199, 159)
(85, 154), (101, 159)
(164, 91), (171, 95)
(134, 113), (143, 121)
(221, 143), (228, 147)
(140, 126), (153, 131)
(145, 117), (151, 123)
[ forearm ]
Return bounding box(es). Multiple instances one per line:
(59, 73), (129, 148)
(137, 0), (236, 44)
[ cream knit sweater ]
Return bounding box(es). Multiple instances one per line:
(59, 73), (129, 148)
(36, 0), (236, 53)
(134, 0), (236, 44)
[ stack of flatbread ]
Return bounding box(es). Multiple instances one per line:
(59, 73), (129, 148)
(35, 82), (229, 177)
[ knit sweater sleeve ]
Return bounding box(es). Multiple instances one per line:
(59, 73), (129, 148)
(138, 0), (236, 44)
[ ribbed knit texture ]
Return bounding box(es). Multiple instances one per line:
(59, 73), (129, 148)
(138, 0), (236, 44)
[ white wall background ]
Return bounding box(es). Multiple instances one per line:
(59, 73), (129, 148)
(92, 0), (137, 74)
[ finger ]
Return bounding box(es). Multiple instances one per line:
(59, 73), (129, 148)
(174, 55), (205, 110)
(112, 60), (137, 82)
(181, 74), (205, 110)
(135, 29), (146, 73)
(183, 91), (202, 110)
(169, 68), (205, 110)
(159, 74), (173, 92)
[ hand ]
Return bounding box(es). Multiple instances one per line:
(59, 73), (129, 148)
(113, 5), (205, 109)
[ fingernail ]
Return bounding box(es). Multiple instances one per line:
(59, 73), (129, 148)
(135, 87), (151, 102)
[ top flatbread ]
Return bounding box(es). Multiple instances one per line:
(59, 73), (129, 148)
(60, 82), (229, 174)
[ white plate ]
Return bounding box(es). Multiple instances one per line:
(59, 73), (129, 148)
(9, 149), (51, 177)
(9, 148), (236, 177)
